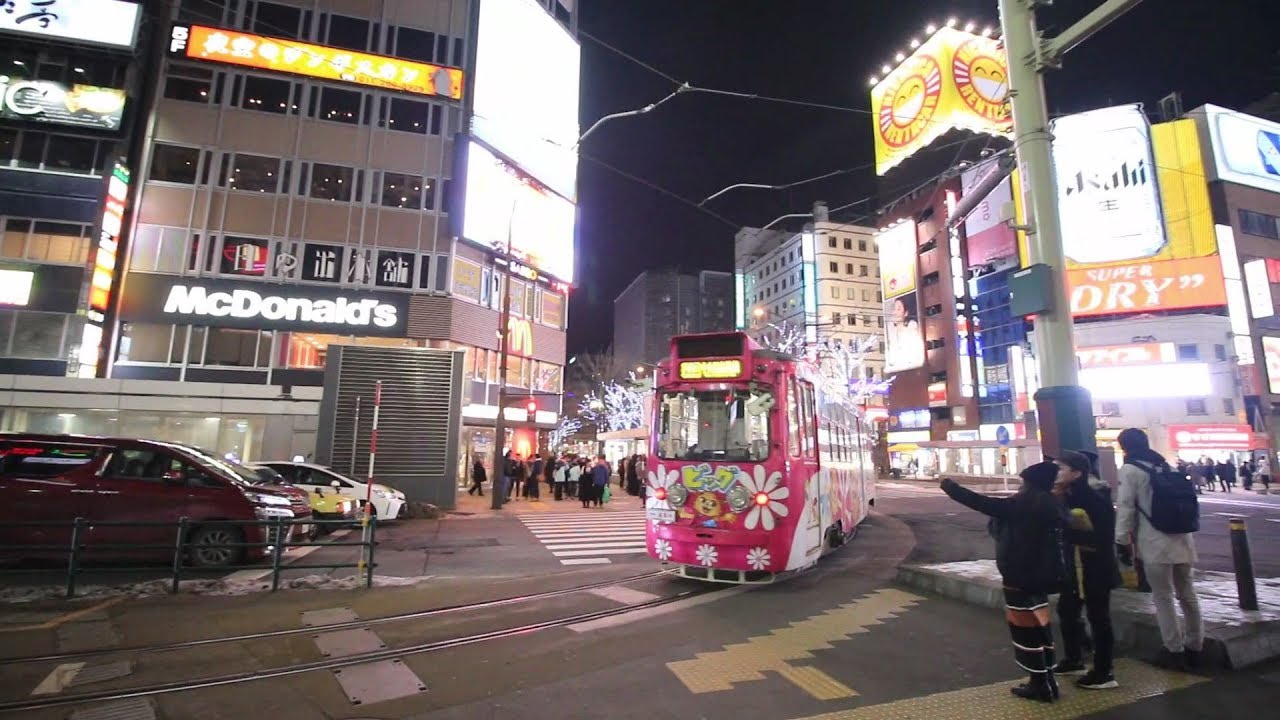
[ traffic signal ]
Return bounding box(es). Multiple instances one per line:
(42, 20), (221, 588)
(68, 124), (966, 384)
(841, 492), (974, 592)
(526, 399), (537, 414)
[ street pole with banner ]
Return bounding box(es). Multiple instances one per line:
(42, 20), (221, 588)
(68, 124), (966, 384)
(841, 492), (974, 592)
(997, 0), (1143, 458)
(359, 380), (382, 575)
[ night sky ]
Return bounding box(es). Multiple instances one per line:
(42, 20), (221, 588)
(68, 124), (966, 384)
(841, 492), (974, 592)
(568, 0), (1280, 354)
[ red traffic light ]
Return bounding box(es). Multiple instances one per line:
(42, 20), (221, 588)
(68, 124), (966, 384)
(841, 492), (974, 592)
(526, 399), (537, 414)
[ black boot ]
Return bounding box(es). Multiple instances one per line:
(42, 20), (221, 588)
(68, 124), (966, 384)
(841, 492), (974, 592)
(1010, 677), (1056, 703)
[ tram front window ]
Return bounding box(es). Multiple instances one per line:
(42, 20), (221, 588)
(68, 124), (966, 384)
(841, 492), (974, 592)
(657, 389), (773, 462)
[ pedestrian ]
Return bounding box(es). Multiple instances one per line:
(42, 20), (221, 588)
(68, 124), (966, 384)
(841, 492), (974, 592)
(511, 456), (528, 501)
(543, 453), (556, 495)
(1115, 428), (1203, 670)
(553, 458), (568, 501)
(527, 454), (543, 500)
(1051, 451), (1121, 690)
(626, 454), (642, 496)
(1183, 461), (1203, 495)
(575, 458), (591, 508)
(636, 454), (648, 500)
(501, 450), (516, 501)
(1215, 459), (1235, 493)
(593, 455), (611, 508)
(468, 455), (486, 496)
(1199, 458), (1216, 493)
(1240, 460), (1254, 492)
(941, 462), (1066, 703)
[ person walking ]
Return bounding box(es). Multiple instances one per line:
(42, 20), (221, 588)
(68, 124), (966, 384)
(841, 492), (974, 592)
(468, 455), (487, 496)
(1215, 459), (1235, 493)
(1184, 461), (1204, 495)
(941, 463), (1066, 703)
(592, 455), (611, 508)
(575, 458), (591, 508)
(1115, 428), (1204, 670)
(543, 454), (556, 496)
(501, 450), (516, 502)
(1052, 451), (1121, 690)
(510, 456), (527, 501)
(552, 458), (567, 501)
(527, 455), (544, 500)
(625, 454), (642, 496)
(1199, 458), (1216, 493)
(1240, 460), (1254, 492)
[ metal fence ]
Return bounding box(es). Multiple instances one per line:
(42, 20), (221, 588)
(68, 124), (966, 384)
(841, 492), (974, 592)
(0, 516), (377, 598)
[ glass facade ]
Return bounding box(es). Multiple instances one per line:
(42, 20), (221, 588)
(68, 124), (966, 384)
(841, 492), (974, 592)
(1, 409), (269, 463)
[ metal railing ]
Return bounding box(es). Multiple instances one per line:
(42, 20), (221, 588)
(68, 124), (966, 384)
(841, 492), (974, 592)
(0, 516), (377, 598)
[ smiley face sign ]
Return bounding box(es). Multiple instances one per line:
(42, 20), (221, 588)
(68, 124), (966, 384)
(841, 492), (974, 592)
(952, 37), (1011, 132)
(876, 55), (943, 151)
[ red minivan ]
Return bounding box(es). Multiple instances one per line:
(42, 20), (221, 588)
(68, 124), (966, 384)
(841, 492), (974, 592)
(0, 434), (308, 567)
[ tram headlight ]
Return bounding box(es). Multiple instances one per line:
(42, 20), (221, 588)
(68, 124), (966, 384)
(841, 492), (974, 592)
(666, 483), (689, 507)
(726, 485), (751, 513)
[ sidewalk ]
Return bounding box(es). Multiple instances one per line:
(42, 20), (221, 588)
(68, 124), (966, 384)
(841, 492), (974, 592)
(882, 474), (1280, 495)
(447, 485), (647, 519)
(897, 559), (1280, 669)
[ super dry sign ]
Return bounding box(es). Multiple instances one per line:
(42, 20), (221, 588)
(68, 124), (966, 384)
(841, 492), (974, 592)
(1067, 256), (1227, 318)
(168, 24), (464, 100)
(679, 360), (743, 380)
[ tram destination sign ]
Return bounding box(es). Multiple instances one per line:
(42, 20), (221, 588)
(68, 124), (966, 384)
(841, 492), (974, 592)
(679, 360), (743, 380)
(119, 273), (410, 337)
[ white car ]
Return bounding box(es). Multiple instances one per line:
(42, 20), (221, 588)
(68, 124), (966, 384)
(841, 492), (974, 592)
(252, 461), (406, 520)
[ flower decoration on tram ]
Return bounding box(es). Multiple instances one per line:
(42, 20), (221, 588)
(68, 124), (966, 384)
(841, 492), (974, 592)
(738, 465), (790, 531)
(653, 538), (672, 561)
(746, 547), (772, 571)
(695, 543), (719, 567)
(646, 464), (681, 509)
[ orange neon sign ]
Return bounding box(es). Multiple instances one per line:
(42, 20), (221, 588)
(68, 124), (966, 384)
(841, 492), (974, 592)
(1067, 256), (1227, 318)
(168, 24), (464, 100)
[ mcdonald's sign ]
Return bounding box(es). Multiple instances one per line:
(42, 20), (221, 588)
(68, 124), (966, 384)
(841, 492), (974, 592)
(509, 318), (534, 357)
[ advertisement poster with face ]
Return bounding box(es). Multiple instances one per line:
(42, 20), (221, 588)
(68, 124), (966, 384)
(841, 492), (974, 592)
(960, 162), (1018, 267)
(884, 293), (924, 373)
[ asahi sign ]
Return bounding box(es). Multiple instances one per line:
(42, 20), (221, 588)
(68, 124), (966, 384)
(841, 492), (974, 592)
(120, 273), (409, 337)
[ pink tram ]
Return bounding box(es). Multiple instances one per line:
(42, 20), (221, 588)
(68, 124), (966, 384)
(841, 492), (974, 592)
(644, 332), (876, 583)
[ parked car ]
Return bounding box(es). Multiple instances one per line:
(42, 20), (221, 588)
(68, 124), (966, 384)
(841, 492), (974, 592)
(0, 434), (299, 568)
(247, 466), (316, 540)
(253, 462), (406, 520)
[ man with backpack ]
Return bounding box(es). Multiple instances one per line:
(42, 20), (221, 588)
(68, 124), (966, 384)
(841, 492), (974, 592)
(1114, 428), (1203, 671)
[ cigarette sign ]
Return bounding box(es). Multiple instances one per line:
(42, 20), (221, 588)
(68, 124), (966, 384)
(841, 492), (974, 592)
(168, 24), (464, 100)
(1067, 255), (1227, 318)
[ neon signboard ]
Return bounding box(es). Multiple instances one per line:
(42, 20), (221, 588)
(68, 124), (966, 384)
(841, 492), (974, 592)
(679, 360), (743, 380)
(168, 24), (464, 100)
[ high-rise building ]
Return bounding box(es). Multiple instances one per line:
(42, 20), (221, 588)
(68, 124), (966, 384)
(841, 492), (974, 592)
(0, 0), (580, 469)
(613, 269), (733, 369)
(733, 203), (885, 388)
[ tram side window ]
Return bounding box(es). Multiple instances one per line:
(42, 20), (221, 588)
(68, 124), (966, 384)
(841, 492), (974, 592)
(657, 389), (773, 462)
(800, 382), (817, 459)
(786, 378), (801, 457)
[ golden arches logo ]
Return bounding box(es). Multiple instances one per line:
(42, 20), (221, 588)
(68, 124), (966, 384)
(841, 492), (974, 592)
(508, 318), (534, 357)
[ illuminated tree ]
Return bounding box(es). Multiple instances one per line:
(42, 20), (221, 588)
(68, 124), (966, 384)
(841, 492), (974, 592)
(579, 375), (646, 432)
(757, 321), (808, 356)
(549, 416), (583, 449)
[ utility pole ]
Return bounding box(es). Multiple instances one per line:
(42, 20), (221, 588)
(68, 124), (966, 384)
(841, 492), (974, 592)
(997, 0), (1143, 457)
(490, 203), (517, 511)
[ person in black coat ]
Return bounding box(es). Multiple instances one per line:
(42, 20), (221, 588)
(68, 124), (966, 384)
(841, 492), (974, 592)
(468, 455), (486, 496)
(942, 461), (1067, 703)
(1052, 450), (1122, 690)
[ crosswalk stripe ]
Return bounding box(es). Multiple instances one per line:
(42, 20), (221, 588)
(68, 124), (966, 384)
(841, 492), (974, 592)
(520, 512), (651, 565)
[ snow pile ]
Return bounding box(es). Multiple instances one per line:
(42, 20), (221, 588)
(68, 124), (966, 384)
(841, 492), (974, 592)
(0, 573), (432, 603)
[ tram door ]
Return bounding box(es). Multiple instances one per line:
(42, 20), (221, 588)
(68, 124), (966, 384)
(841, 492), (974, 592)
(794, 379), (822, 560)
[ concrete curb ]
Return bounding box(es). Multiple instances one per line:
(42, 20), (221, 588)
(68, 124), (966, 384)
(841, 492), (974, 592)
(896, 561), (1280, 670)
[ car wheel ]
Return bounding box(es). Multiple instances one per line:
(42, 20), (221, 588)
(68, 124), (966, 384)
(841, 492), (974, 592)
(188, 526), (244, 568)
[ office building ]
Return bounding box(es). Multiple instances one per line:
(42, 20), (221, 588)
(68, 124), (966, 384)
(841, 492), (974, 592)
(613, 269), (733, 369)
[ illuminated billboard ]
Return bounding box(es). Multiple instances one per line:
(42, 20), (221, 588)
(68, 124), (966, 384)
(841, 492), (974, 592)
(1067, 256), (1227, 318)
(0, 269), (34, 307)
(960, 162), (1017, 267)
(884, 293), (924, 374)
(1080, 363), (1212, 399)
(0, 0), (140, 49)
(460, 140), (575, 284)
(1076, 342), (1176, 369)
(871, 26), (1011, 175)
(0, 78), (126, 131)
(1264, 337), (1280, 395)
(1052, 105), (1167, 266)
(168, 24), (464, 100)
(471, 0), (581, 201)
(877, 220), (918, 299)
(1197, 105), (1280, 194)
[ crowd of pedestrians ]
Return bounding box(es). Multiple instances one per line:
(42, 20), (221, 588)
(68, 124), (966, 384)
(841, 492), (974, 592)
(467, 452), (649, 509)
(1178, 456), (1271, 493)
(941, 427), (1204, 704)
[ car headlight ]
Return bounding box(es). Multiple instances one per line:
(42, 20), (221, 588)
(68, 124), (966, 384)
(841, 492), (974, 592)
(726, 485), (751, 513)
(667, 483), (689, 507)
(245, 491), (291, 507)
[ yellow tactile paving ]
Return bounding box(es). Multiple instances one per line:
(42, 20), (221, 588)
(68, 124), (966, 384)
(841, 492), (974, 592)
(666, 588), (923, 698)
(785, 658), (1207, 719)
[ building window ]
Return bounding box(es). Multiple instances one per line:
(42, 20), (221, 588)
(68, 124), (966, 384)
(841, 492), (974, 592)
(223, 153), (283, 193)
(830, 286), (839, 299)
(828, 261), (837, 272)
(1239, 209), (1280, 240)
(1214, 344), (1227, 361)
(316, 86), (362, 124)
(859, 239), (868, 252)
(117, 322), (177, 363)
(1186, 398), (1208, 416)
(164, 65), (215, 103)
(251, 1), (304, 39)
(441, 179), (453, 213)
(239, 75), (294, 114)
(394, 27), (437, 63)
(324, 13), (370, 52)
(831, 312), (842, 325)
(197, 327), (272, 368)
(6, 311), (66, 359)
(848, 315), (857, 326)
(828, 237), (836, 248)
(845, 263), (854, 274)
(862, 289), (872, 302)
(219, 236), (269, 276)
(1176, 343), (1199, 361)
(150, 144), (202, 185)
(31, 134), (101, 174)
(843, 238), (852, 250)
(1224, 398), (1236, 416)
(859, 264), (869, 277)
(378, 172), (426, 210)
(384, 97), (430, 134)
(308, 163), (356, 202)
(28, 221), (89, 263)
(1100, 401), (1120, 416)
(130, 226), (189, 273)
(845, 287), (855, 300)
(178, 0), (228, 24)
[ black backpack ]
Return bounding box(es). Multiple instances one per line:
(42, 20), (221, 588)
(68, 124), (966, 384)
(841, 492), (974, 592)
(1131, 462), (1200, 534)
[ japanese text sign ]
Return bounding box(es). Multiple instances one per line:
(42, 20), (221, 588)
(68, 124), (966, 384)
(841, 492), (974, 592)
(1075, 342), (1175, 370)
(1067, 256), (1227, 318)
(0, 0), (140, 49)
(1168, 424), (1255, 452)
(168, 24), (464, 100)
